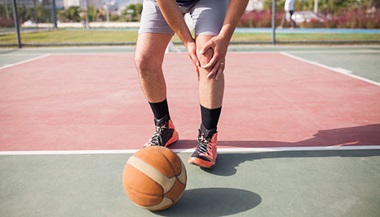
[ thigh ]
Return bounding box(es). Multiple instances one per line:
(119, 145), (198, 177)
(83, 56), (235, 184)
(190, 0), (229, 36)
(139, 0), (175, 35)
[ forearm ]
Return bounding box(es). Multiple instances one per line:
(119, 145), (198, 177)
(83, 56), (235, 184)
(219, 0), (249, 43)
(155, 0), (194, 45)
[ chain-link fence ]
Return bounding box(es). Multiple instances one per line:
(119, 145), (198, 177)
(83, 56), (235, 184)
(1, 0), (144, 47)
(1, 0), (59, 32)
(0, 0), (142, 30)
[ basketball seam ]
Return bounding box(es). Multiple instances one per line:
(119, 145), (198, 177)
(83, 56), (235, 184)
(157, 149), (178, 177)
(127, 155), (176, 194)
(143, 196), (174, 211)
(156, 149), (186, 190)
(126, 185), (161, 197)
(127, 157), (166, 194)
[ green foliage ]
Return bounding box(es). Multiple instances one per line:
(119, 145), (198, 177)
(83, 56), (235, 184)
(271, 0), (379, 14)
(88, 6), (98, 22)
(122, 3), (143, 21)
(253, 0), (380, 29)
(57, 6), (82, 22)
(0, 3), (51, 26)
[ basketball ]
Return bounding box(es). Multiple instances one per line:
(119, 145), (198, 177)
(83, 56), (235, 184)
(122, 146), (187, 211)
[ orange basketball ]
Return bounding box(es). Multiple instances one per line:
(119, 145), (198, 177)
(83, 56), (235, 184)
(122, 146), (187, 211)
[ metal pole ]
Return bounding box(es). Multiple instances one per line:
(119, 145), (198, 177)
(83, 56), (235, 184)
(271, 0), (276, 45)
(86, 0), (90, 29)
(314, 0), (318, 13)
(4, 0), (10, 19)
(12, 0), (21, 48)
(33, 0), (38, 29)
(52, 0), (57, 28)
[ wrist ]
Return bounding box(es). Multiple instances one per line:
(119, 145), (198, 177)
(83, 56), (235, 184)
(218, 25), (234, 44)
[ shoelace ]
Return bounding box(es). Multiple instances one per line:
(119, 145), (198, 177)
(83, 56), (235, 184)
(149, 126), (164, 146)
(197, 135), (210, 153)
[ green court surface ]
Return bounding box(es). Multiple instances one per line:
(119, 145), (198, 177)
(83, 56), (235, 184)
(1, 45), (379, 217)
(1, 150), (380, 217)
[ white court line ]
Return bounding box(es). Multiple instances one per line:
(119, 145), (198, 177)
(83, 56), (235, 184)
(0, 54), (51, 70)
(281, 52), (380, 86)
(0, 145), (379, 156)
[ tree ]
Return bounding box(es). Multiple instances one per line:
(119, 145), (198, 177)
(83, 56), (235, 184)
(57, 6), (81, 22)
(87, 6), (98, 22)
(123, 3), (143, 21)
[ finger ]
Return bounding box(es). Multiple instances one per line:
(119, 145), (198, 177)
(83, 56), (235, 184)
(201, 54), (218, 69)
(206, 62), (220, 79)
(207, 60), (225, 80)
(199, 40), (213, 54)
(215, 62), (225, 80)
(194, 58), (200, 67)
(189, 52), (200, 67)
(194, 65), (200, 81)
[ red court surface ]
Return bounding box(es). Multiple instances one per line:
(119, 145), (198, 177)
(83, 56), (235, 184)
(0, 52), (379, 152)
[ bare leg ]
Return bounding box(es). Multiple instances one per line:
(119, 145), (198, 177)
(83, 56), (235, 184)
(196, 35), (224, 109)
(135, 33), (179, 147)
(135, 33), (173, 103)
(280, 13), (286, 28)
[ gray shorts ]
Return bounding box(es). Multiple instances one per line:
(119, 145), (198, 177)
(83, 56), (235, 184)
(139, 0), (229, 36)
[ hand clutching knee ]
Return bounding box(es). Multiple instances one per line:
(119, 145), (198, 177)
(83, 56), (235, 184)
(198, 36), (229, 80)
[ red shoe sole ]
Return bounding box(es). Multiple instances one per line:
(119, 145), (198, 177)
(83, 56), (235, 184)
(188, 157), (215, 169)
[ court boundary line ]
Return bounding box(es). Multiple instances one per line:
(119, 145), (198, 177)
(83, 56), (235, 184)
(280, 52), (380, 86)
(0, 145), (379, 156)
(0, 54), (51, 70)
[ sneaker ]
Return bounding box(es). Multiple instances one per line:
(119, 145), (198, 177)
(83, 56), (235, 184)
(188, 125), (218, 169)
(144, 115), (179, 147)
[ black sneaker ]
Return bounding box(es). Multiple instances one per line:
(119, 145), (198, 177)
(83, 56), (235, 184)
(144, 115), (179, 147)
(188, 125), (218, 168)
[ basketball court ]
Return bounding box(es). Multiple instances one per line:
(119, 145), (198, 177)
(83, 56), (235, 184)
(1, 46), (379, 217)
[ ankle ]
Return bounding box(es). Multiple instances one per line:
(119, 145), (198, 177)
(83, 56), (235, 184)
(199, 124), (217, 139)
(154, 114), (170, 127)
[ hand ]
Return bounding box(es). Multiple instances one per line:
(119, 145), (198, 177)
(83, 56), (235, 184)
(199, 36), (228, 80)
(185, 40), (200, 70)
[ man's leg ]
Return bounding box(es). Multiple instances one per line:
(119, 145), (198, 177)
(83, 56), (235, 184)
(289, 10), (295, 28)
(135, 33), (179, 147)
(135, 33), (172, 104)
(280, 12), (286, 28)
(188, 34), (223, 168)
(197, 34), (224, 132)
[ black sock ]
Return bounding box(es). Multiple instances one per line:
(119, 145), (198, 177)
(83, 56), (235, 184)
(149, 99), (170, 120)
(200, 105), (221, 130)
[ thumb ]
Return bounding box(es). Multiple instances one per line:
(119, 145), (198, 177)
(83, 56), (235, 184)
(199, 40), (214, 55)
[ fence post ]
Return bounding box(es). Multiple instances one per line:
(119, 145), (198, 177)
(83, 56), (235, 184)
(52, 0), (58, 28)
(271, 0), (276, 45)
(12, 0), (21, 48)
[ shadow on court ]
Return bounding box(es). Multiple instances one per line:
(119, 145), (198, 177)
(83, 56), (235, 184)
(209, 149), (380, 177)
(173, 124), (380, 149)
(175, 124), (380, 177)
(154, 124), (380, 216)
(220, 124), (380, 148)
(157, 188), (262, 217)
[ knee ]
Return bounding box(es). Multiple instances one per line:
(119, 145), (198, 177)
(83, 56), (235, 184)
(135, 52), (161, 75)
(197, 48), (213, 70)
